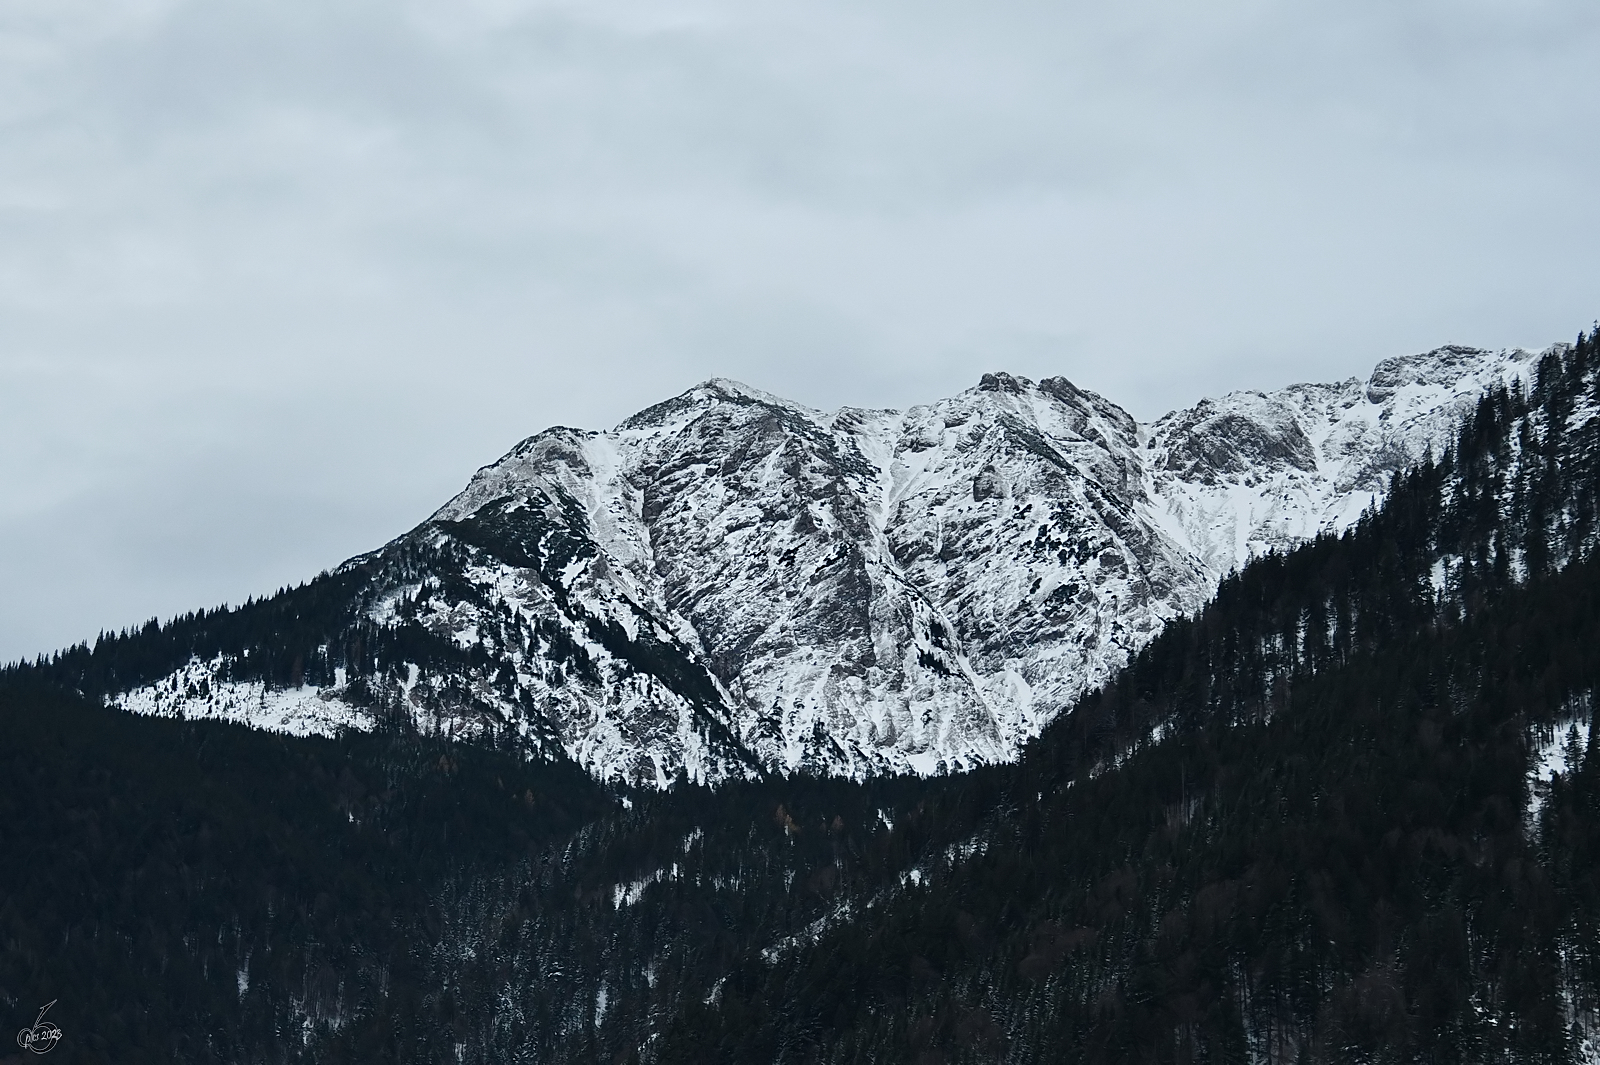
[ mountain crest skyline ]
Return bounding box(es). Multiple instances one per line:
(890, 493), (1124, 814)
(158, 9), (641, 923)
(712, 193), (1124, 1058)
(23, 340), (1567, 787)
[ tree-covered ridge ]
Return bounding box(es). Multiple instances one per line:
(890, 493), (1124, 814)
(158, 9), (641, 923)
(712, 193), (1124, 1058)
(0, 682), (614, 1065)
(665, 549), (1600, 1064)
(0, 673), (961, 1064)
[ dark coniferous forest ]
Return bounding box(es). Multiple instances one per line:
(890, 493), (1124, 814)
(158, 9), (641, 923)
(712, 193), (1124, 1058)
(4, 338), (1600, 1064)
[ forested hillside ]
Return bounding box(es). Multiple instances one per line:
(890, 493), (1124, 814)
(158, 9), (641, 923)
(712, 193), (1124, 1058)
(3, 336), (1598, 1064)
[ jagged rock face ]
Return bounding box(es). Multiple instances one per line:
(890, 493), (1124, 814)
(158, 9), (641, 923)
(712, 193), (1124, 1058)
(409, 372), (1206, 779)
(1145, 344), (1543, 576)
(115, 344), (1550, 785)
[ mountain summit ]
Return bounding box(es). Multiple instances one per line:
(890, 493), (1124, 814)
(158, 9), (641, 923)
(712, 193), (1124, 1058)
(106, 344), (1549, 785)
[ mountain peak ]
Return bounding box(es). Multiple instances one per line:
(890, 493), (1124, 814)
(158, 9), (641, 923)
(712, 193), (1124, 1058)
(692, 376), (793, 404)
(1364, 343), (1527, 403)
(977, 371), (1034, 394)
(619, 376), (815, 433)
(103, 339), (1564, 787)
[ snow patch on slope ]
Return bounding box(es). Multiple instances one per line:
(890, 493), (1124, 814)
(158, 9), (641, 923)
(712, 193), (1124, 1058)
(1528, 700), (1592, 827)
(118, 656), (375, 736)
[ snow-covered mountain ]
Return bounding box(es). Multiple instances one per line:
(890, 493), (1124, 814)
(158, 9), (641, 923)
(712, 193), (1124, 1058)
(116, 343), (1552, 785)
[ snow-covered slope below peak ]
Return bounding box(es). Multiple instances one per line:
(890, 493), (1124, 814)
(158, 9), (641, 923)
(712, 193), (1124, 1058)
(1146, 344), (1548, 577)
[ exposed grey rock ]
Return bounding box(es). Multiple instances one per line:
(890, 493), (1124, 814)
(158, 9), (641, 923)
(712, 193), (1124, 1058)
(117, 346), (1553, 786)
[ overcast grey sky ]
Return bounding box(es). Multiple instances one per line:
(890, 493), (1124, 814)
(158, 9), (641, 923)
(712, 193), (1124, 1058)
(2, 0), (1598, 661)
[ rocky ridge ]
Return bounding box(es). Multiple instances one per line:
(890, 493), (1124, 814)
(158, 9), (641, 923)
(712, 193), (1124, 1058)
(115, 343), (1551, 785)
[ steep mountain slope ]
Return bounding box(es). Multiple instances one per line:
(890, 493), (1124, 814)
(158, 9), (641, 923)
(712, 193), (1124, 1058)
(1146, 343), (1541, 572)
(32, 343), (1552, 785)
